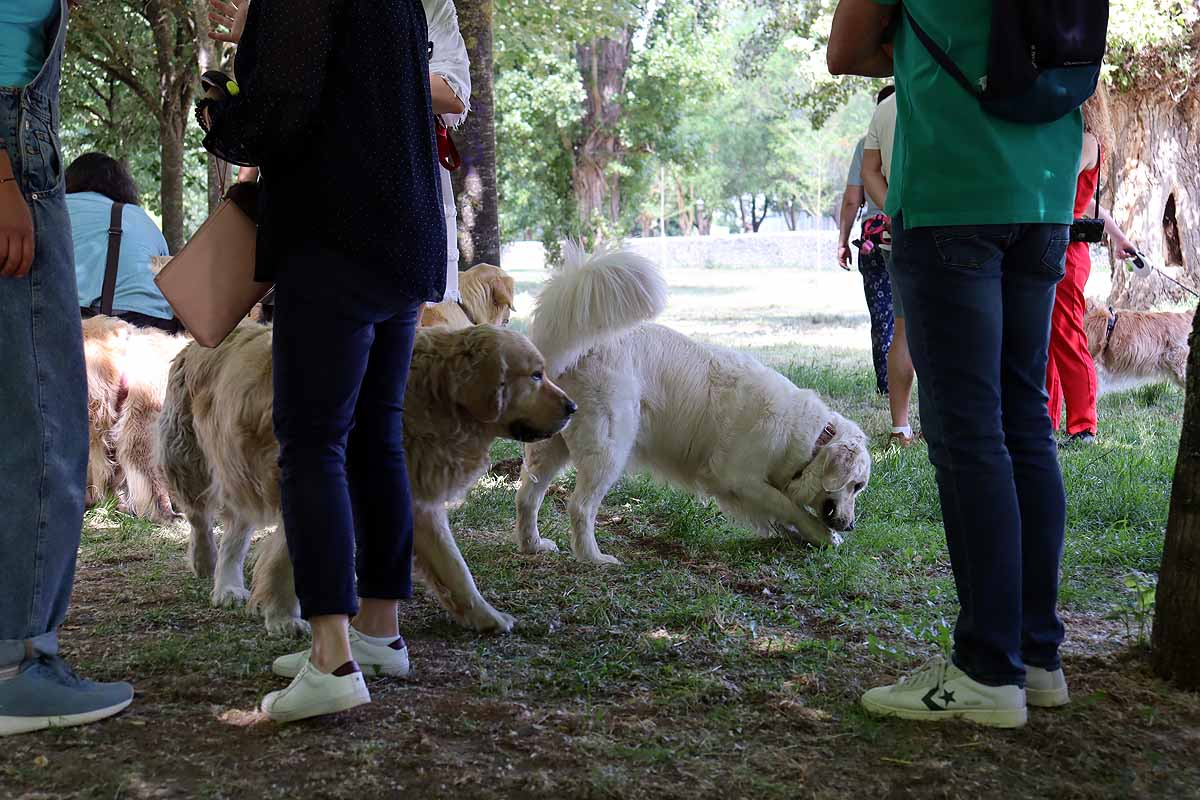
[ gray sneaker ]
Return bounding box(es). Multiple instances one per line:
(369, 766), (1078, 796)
(0, 655), (133, 737)
(1026, 665), (1070, 707)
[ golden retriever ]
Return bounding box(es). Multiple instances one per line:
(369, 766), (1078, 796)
(1083, 301), (1192, 393)
(82, 314), (189, 521)
(515, 243), (872, 565)
(420, 263), (516, 329)
(157, 322), (575, 635)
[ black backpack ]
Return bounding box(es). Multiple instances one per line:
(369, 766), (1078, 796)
(904, 1), (1109, 124)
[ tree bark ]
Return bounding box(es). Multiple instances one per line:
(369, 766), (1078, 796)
(572, 33), (632, 230)
(1107, 79), (1200, 308)
(450, 0), (501, 268)
(145, 0), (195, 252)
(1153, 296), (1200, 689)
(159, 109), (187, 253)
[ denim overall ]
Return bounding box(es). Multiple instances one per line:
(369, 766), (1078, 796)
(0, 0), (90, 668)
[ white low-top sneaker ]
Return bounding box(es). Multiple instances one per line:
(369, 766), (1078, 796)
(861, 656), (1027, 728)
(261, 660), (370, 723)
(272, 628), (411, 679)
(1026, 665), (1069, 707)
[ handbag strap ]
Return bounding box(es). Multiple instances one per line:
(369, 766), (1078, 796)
(100, 202), (125, 317)
(1093, 139), (1101, 220)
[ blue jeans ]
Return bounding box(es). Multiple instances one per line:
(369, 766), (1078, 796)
(0, 1), (88, 669)
(858, 248), (894, 396)
(272, 243), (421, 619)
(890, 214), (1069, 686)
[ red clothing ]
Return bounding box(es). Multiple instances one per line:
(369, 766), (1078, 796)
(1046, 152), (1100, 434)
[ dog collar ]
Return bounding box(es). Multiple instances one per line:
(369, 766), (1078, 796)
(456, 299), (478, 326)
(1102, 306), (1119, 354)
(813, 421), (837, 459)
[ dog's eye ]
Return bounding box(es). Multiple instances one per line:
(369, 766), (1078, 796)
(531, 371), (543, 382)
(793, 469), (804, 481)
(854, 482), (865, 493)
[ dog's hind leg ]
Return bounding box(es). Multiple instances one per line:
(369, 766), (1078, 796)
(514, 435), (571, 554)
(413, 503), (515, 633)
(212, 512), (255, 608)
(248, 525), (308, 637)
(186, 508), (217, 579)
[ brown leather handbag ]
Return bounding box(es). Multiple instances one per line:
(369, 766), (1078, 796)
(154, 185), (271, 347)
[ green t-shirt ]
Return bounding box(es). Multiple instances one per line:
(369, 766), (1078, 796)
(873, 0), (1081, 228)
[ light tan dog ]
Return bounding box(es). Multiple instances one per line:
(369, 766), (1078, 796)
(157, 322), (575, 635)
(82, 315), (189, 521)
(1083, 300), (1193, 393)
(420, 263), (516, 329)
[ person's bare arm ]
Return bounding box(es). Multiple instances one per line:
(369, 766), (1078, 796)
(431, 74), (466, 115)
(1099, 207), (1137, 258)
(862, 148), (888, 210)
(827, 0), (895, 77)
(838, 184), (864, 270)
(0, 150), (34, 278)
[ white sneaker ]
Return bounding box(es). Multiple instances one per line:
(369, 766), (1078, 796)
(1026, 665), (1069, 707)
(272, 628), (411, 679)
(261, 659), (370, 723)
(861, 656), (1028, 728)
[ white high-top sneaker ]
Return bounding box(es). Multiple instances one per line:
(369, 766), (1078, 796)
(261, 660), (370, 723)
(1025, 666), (1069, 707)
(272, 628), (411, 679)
(861, 656), (1027, 728)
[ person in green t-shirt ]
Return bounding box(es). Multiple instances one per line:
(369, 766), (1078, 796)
(829, 0), (1079, 728)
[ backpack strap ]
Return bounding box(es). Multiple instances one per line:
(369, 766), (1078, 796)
(904, 9), (981, 101)
(99, 202), (125, 317)
(1093, 140), (1102, 220)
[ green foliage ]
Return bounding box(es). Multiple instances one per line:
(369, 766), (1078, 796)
(1105, 0), (1198, 92)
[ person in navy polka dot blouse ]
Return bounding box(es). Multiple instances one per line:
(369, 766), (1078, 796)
(202, 0), (446, 722)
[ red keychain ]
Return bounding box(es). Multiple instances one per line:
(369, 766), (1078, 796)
(435, 118), (461, 171)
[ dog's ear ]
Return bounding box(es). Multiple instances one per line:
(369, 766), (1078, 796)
(491, 274), (516, 313)
(460, 332), (507, 423)
(821, 442), (865, 493)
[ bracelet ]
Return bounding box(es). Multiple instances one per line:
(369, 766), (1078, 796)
(0, 176), (16, 185)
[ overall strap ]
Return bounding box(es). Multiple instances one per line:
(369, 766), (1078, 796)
(100, 202), (125, 317)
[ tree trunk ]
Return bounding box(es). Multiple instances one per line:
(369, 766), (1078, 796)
(1152, 295), (1200, 689)
(450, 0), (501, 268)
(572, 33), (632, 231)
(1107, 83), (1200, 308)
(195, 0), (228, 214)
(159, 110), (187, 253)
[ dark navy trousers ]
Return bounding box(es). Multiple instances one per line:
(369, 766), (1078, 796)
(271, 245), (421, 619)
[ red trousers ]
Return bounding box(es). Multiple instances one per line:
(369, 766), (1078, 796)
(1046, 241), (1098, 435)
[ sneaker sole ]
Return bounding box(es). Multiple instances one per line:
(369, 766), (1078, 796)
(0, 697), (133, 737)
(1026, 686), (1070, 708)
(272, 661), (410, 680)
(861, 696), (1027, 728)
(263, 687), (370, 723)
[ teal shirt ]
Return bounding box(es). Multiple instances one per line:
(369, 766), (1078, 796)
(873, 0), (1081, 228)
(68, 192), (174, 320)
(0, 0), (57, 87)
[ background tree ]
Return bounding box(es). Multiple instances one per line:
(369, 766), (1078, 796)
(453, 0), (502, 267)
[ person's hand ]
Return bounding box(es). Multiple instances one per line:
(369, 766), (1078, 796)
(209, 0), (248, 44)
(0, 179), (35, 278)
(1110, 231), (1138, 260)
(837, 241), (852, 271)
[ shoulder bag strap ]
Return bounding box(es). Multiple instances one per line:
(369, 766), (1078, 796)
(100, 201), (125, 317)
(1094, 140), (1102, 219)
(904, 8), (981, 100)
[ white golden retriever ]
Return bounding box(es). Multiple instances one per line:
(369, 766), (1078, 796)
(158, 323), (575, 634)
(515, 243), (872, 565)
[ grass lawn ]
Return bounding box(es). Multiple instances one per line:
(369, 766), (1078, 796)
(3, 264), (1198, 799)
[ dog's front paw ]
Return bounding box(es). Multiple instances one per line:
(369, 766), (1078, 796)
(520, 536), (560, 555)
(187, 544), (216, 578)
(211, 584), (251, 608)
(464, 604), (516, 634)
(262, 612), (310, 638)
(576, 551), (621, 566)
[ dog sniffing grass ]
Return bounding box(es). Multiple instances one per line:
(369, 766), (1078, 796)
(6, 344), (1196, 800)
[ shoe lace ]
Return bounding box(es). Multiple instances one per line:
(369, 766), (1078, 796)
(35, 653), (85, 687)
(896, 656), (948, 689)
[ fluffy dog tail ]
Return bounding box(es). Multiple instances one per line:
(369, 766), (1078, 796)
(530, 240), (668, 376)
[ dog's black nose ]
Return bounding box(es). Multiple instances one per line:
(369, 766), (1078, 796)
(564, 399), (578, 416)
(845, 520), (856, 532)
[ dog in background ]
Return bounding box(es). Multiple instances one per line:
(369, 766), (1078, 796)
(158, 322), (575, 635)
(1084, 300), (1192, 393)
(83, 314), (188, 521)
(420, 263), (516, 329)
(515, 242), (871, 565)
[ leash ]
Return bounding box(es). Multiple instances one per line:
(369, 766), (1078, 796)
(1100, 305), (1119, 355)
(456, 299), (478, 325)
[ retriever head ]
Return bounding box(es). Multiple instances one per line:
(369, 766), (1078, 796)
(458, 326), (575, 442)
(460, 263), (517, 327)
(785, 418), (871, 534)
